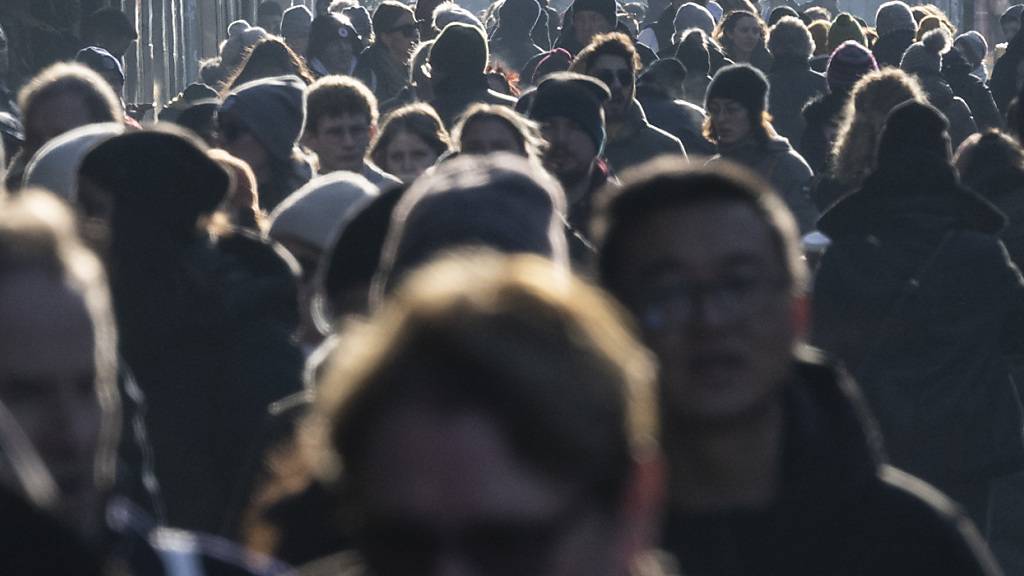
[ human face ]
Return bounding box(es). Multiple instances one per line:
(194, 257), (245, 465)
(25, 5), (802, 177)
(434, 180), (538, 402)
(708, 98), (753, 145)
(460, 118), (525, 157)
(1004, 19), (1021, 43)
(379, 13), (420, 65)
(355, 405), (624, 576)
(321, 36), (358, 74)
(541, 117), (598, 188)
(727, 15), (761, 59)
(24, 93), (96, 159)
(589, 54), (635, 121)
(219, 111), (271, 181)
(384, 130), (440, 183)
(308, 113), (374, 173)
(0, 272), (105, 537)
(574, 10), (612, 47)
(613, 201), (796, 425)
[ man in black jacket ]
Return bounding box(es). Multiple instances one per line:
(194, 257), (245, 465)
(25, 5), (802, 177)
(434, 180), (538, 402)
(592, 158), (1002, 575)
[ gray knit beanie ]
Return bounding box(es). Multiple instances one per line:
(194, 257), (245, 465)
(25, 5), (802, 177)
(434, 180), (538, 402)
(875, 1), (917, 37)
(221, 75), (306, 162)
(900, 28), (949, 74)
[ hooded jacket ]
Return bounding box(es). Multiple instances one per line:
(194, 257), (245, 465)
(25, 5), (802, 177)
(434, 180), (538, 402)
(663, 351), (1002, 576)
(768, 56), (828, 146)
(943, 48), (1002, 132)
(813, 156), (1024, 509)
(708, 134), (817, 233)
(603, 99), (687, 173)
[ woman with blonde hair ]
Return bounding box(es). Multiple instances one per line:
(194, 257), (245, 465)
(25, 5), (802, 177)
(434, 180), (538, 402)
(815, 68), (927, 210)
(369, 103), (451, 183)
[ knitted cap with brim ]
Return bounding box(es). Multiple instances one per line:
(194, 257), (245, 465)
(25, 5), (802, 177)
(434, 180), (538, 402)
(376, 152), (569, 293)
(876, 99), (949, 165)
(269, 172), (379, 253)
(282, 5), (313, 37)
(78, 126), (230, 224)
(900, 28), (950, 74)
(221, 75), (306, 162)
(24, 123), (125, 202)
(826, 40), (877, 92)
(572, 0), (617, 28)
(828, 13), (865, 52)
(706, 64), (768, 116)
(529, 72), (611, 151)
(875, 1), (917, 37)
(428, 23), (488, 81)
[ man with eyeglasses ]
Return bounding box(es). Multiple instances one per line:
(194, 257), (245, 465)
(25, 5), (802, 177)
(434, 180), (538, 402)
(592, 159), (1001, 576)
(570, 32), (683, 174)
(309, 252), (666, 576)
(354, 1), (420, 103)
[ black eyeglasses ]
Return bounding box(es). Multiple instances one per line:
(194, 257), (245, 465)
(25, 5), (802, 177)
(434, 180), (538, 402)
(633, 272), (786, 331)
(593, 69), (633, 88)
(388, 23), (420, 38)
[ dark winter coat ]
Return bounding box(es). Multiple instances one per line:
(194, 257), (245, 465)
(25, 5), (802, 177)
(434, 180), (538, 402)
(913, 70), (978, 150)
(768, 57), (828, 146)
(944, 49), (1003, 131)
(663, 350), (1003, 576)
(812, 157), (1024, 507)
(603, 100), (686, 173)
(872, 29), (916, 69)
(990, 32), (1024, 115)
(428, 74), (518, 129)
(800, 89), (849, 176)
(708, 134), (817, 232)
(353, 43), (410, 103)
(636, 84), (717, 157)
(810, 53), (829, 73)
(114, 231), (305, 534)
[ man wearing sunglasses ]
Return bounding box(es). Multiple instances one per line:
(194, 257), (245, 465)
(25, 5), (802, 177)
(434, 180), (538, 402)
(570, 32), (684, 174)
(592, 159), (1000, 576)
(354, 1), (420, 103)
(312, 252), (666, 576)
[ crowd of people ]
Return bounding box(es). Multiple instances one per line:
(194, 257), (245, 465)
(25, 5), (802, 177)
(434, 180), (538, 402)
(5, 0), (1024, 574)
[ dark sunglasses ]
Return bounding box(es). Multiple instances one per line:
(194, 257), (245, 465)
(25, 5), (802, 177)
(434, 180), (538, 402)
(388, 23), (420, 38)
(594, 69), (633, 88)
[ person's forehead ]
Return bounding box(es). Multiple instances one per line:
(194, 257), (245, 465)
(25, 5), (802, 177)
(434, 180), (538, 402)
(358, 404), (574, 522)
(591, 53), (630, 71)
(321, 113), (371, 128)
(625, 200), (782, 277)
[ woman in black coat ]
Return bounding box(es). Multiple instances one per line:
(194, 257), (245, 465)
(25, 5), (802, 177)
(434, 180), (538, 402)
(813, 101), (1024, 530)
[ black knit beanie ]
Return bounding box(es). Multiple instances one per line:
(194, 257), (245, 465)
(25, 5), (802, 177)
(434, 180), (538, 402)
(429, 23), (489, 81)
(571, 0), (617, 28)
(705, 64), (768, 116)
(529, 72), (611, 151)
(876, 99), (950, 166)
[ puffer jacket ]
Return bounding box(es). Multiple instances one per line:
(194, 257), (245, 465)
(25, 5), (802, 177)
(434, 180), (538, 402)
(603, 99), (687, 173)
(912, 70), (978, 150)
(943, 48), (1002, 131)
(708, 133), (818, 232)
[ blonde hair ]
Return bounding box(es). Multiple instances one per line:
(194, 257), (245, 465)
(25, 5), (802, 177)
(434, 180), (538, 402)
(831, 68), (926, 186)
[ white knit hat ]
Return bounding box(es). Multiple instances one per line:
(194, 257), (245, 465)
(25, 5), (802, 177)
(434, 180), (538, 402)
(23, 123), (125, 201)
(269, 172), (379, 252)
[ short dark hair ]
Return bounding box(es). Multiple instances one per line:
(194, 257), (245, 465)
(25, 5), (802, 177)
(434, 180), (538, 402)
(313, 252), (657, 508)
(592, 158), (807, 298)
(570, 32), (642, 75)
